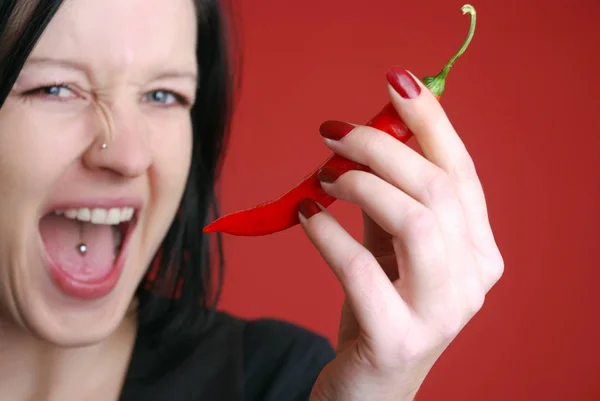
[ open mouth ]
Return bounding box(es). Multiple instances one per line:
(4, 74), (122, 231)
(39, 206), (139, 299)
(54, 207), (136, 254)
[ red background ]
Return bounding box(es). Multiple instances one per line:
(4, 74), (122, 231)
(216, 0), (600, 400)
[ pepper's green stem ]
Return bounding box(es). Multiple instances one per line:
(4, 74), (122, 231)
(421, 4), (477, 98)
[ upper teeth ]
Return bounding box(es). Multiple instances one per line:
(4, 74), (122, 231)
(54, 207), (135, 225)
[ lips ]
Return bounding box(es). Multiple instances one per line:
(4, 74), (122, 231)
(39, 201), (141, 300)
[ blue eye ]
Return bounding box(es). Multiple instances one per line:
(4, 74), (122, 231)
(146, 90), (188, 106)
(26, 84), (76, 99)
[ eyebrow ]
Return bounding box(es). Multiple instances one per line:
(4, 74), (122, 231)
(152, 70), (198, 84)
(24, 57), (198, 84)
(25, 57), (89, 73)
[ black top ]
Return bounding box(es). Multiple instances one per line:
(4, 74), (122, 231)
(120, 311), (336, 401)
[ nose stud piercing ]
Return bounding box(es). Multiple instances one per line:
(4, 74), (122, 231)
(101, 143), (107, 149)
(78, 243), (88, 255)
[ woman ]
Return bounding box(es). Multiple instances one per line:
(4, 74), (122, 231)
(0, 0), (503, 400)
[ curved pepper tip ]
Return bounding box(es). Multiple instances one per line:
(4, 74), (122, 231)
(203, 221), (223, 234)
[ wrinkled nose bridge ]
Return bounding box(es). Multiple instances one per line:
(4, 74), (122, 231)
(92, 97), (145, 148)
(93, 98), (117, 146)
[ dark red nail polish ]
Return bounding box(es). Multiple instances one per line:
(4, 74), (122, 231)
(319, 120), (354, 140)
(386, 66), (421, 99)
(318, 167), (345, 183)
(298, 199), (321, 219)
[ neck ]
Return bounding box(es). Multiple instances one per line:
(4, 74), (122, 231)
(0, 313), (137, 401)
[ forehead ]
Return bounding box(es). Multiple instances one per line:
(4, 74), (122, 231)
(28, 0), (198, 76)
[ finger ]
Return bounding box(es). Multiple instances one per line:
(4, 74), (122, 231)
(320, 124), (470, 285)
(320, 123), (465, 238)
(387, 68), (468, 178)
(297, 200), (412, 340)
(317, 170), (453, 315)
(386, 67), (500, 266)
(321, 123), (445, 208)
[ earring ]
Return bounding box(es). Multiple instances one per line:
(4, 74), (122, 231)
(101, 143), (107, 149)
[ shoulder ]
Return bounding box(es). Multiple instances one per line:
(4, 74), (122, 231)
(121, 311), (335, 401)
(242, 318), (336, 401)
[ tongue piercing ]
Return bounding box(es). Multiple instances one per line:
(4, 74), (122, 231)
(78, 243), (88, 255)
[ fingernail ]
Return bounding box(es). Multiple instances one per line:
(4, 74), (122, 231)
(298, 199), (321, 219)
(319, 120), (354, 140)
(318, 166), (345, 183)
(386, 66), (421, 99)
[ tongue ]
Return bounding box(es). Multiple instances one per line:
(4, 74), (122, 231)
(39, 214), (117, 281)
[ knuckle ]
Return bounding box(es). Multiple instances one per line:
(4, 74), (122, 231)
(359, 131), (389, 165)
(360, 127), (387, 152)
(451, 154), (478, 184)
(465, 288), (486, 316)
(341, 249), (375, 281)
(339, 170), (371, 199)
(424, 172), (454, 204)
(310, 214), (336, 237)
(491, 251), (505, 281)
(404, 208), (438, 240)
(485, 249), (505, 287)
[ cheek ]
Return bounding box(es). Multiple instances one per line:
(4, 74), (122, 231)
(152, 117), (193, 190)
(0, 103), (91, 211)
(146, 116), (193, 229)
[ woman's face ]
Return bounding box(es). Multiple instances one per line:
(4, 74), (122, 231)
(0, 0), (198, 346)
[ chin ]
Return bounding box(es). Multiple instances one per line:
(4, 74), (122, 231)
(27, 310), (127, 348)
(11, 237), (144, 348)
(18, 271), (137, 347)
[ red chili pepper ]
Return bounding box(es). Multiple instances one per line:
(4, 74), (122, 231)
(204, 4), (477, 237)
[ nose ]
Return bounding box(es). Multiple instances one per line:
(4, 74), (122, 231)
(83, 102), (152, 178)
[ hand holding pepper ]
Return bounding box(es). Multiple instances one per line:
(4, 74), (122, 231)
(290, 5), (503, 401)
